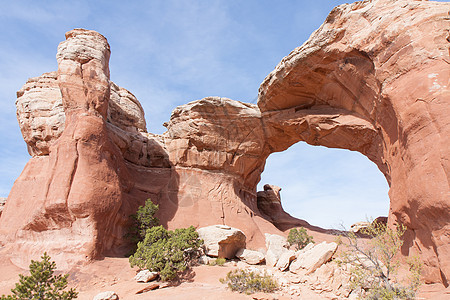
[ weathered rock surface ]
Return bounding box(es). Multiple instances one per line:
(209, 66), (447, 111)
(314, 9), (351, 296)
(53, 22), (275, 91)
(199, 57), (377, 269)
(265, 233), (289, 267)
(197, 225), (246, 259)
(15, 72), (64, 156)
(160, 97), (276, 249)
(15, 72), (146, 157)
(0, 28), (278, 269)
(275, 250), (297, 271)
(289, 242), (337, 275)
(236, 248), (265, 265)
(275, 260), (354, 298)
(134, 270), (158, 283)
(259, 0), (450, 284)
(93, 291), (119, 300)
(1, 0), (449, 286)
(257, 185), (310, 231)
(256, 185), (282, 218)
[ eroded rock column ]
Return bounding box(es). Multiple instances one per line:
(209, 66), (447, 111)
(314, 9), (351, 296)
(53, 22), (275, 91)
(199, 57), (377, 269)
(0, 29), (132, 267)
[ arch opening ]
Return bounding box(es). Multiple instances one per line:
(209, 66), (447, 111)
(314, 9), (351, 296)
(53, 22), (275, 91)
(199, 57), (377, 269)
(257, 141), (390, 230)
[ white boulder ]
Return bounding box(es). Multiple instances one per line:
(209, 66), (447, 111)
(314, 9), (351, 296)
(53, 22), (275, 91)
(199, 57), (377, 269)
(198, 255), (212, 265)
(93, 291), (119, 300)
(134, 269), (158, 282)
(236, 248), (265, 265)
(265, 233), (289, 267)
(275, 249), (296, 271)
(197, 225), (246, 258)
(289, 242), (338, 275)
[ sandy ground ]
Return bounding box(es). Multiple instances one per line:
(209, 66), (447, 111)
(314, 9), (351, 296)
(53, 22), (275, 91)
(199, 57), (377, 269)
(0, 256), (290, 300)
(1, 255), (449, 300)
(0, 226), (448, 299)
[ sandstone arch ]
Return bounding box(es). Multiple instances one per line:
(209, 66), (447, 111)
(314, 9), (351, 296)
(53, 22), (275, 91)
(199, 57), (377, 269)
(258, 0), (450, 285)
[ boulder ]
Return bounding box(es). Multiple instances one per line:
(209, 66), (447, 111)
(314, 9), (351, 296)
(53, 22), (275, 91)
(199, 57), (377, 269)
(275, 250), (296, 271)
(349, 222), (370, 233)
(135, 283), (160, 294)
(265, 233), (289, 267)
(198, 255), (212, 265)
(289, 242), (338, 275)
(134, 270), (158, 283)
(93, 291), (119, 300)
(197, 225), (246, 259)
(236, 248), (265, 265)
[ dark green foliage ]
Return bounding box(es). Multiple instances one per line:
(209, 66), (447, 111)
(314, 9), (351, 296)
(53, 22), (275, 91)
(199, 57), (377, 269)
(129, 225), (203, 281)
(220, 269), (279, 294)
(287, 227), (314, 250)
(126, 198), (159, 245)
(1, 253), (78, 300)
(127, 199), (203, 281)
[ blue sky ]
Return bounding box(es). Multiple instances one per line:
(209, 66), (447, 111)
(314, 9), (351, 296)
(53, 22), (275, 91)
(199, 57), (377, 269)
(0, 0), (395, 229)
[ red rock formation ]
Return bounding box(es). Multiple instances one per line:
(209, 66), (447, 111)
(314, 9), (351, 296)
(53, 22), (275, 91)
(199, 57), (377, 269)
(257, 184), (310, 230)
(15, 72), (64, 156)
(0, 29), (136, 268)
(162, 97), (279, 246)
(259, 0), (450, 285)
(0, 0), (448, 286)
(0, 30), (281, 269)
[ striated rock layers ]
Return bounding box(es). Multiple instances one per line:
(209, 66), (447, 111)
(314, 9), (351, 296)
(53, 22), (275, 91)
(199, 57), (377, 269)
(257, 184), (311, 231)
(0, 0), (448, 285)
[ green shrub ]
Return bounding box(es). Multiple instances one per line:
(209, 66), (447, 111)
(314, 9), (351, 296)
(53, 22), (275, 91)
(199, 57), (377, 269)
(287, 227), (314, 250)
(209, 258), (226, 266)
(1, 252), (78, 300)
(220, 269), (279, 294)
(127, 198), (159, 245)
(337, 221), (421, 300)
(129, 225), (203, 281)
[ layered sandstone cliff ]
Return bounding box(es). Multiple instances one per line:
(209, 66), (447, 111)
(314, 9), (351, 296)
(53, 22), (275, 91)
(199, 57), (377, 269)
(0, 0), (448, 286)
